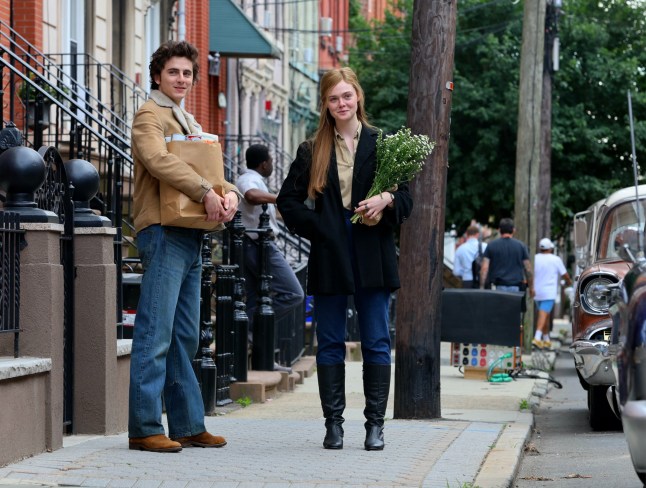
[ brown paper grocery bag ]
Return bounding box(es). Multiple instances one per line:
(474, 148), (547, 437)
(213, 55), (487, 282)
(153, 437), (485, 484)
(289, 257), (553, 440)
(160, 140), (227, 231)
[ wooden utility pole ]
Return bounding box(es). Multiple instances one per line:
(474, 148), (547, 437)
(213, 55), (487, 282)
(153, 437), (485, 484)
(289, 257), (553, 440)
(514, 0), (546, 351)
(514, 0), (546, 256)
(538, 66), (552, 244)
(394, 0), (457, 419)
(538, 1), (561, 242)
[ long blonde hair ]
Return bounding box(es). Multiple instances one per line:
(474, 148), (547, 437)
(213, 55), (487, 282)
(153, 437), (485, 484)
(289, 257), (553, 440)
(308, 67), (371, 200)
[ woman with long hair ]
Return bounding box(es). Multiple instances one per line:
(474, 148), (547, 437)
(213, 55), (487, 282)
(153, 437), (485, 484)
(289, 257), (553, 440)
(277, 67), (413, 451)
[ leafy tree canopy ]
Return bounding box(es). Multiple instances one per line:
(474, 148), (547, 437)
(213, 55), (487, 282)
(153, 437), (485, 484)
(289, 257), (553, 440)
(348, 0), (646, 239)
(349, 0), (413, 132)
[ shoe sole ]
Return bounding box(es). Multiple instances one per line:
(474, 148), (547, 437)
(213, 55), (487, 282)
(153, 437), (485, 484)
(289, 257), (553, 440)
(179, 441), (227, 448)
(128, 444), (182, 453)
(365, 446), (385, 451)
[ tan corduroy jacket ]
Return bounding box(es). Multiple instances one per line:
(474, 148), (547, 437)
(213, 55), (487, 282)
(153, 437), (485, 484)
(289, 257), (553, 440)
(131, 90), (238, 232)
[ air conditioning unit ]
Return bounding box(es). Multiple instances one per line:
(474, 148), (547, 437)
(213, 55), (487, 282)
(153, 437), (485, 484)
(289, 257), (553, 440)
(335, 36), (343, 53)
(320, 17), (332, 36)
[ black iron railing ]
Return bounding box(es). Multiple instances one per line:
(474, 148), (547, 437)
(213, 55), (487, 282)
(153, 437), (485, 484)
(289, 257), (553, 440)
(0, 18), (312, 415)
(0, 211), (24, 358)
(36, 146), (75, 433)
(218, 134), (293, 194)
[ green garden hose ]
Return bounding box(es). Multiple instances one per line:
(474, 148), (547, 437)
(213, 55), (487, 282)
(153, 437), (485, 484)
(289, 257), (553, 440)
(487, 352), (513, 382)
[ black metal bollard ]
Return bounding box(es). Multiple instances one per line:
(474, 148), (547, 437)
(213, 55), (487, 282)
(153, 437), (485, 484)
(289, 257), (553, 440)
(215, 264), (236, 405)
(193, 233), (217, 414)
(251, 204), (276, 371)
(229, 210), (245, 267)
(228, 210), (249, 381)
(232, 274), (249, 382)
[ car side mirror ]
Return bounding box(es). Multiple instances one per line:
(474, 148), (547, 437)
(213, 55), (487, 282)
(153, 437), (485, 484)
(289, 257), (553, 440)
(574, 221), (587, 248)
(574, 219), (588, 248)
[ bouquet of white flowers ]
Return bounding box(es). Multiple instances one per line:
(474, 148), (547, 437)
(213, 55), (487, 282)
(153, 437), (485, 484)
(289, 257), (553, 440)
(351, 127), (435, 223)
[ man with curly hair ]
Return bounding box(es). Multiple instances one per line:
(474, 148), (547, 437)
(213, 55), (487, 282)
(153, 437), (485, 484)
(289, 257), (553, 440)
(128, 40), (240, 453)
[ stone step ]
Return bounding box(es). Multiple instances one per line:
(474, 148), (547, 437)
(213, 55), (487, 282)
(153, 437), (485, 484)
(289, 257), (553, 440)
(229, 355), (317, 404)
(292, 355), (316, 384)
(230, 370), (282, 404)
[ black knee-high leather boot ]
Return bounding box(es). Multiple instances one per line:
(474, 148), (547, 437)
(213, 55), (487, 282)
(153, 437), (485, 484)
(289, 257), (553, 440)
(363, 363), (391, 451)
(317, 363), (345, 449)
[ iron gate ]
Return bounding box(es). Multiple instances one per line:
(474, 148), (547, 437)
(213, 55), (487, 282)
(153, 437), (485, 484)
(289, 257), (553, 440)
(35, 146), (75, 434)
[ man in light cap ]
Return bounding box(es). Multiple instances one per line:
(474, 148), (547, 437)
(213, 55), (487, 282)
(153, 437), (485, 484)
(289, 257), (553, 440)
(532, 237), (572, 348)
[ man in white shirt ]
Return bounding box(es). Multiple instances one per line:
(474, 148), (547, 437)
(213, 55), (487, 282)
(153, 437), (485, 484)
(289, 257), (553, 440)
(532, 237), (572, 348)
(453, 225), (486, 288)
(236, 144), (304, 369)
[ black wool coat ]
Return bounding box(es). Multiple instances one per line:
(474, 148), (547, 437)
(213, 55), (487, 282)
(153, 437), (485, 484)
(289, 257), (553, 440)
(276, 125), (413, 296)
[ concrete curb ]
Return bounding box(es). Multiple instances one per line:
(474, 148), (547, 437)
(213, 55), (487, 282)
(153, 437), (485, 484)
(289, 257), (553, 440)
(473, 412), (534, 488)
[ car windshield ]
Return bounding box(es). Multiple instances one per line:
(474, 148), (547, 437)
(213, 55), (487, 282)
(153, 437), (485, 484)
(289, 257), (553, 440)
(598, 198), (646, 259)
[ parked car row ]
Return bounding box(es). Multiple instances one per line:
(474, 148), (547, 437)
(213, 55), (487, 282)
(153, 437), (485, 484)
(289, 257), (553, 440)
(570, 184), (646, 483)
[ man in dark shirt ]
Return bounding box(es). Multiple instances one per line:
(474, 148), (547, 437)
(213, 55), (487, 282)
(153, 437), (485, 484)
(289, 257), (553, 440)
(480, 218), (533, 294)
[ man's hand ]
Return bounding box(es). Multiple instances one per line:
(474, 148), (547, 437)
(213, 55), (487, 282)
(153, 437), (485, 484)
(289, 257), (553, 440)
(221, 191), (239, 222)
(203, 189), (227, 222)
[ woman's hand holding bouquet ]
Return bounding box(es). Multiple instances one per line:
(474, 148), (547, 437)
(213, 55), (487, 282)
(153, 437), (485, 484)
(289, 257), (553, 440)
(352, 127), (435, 225)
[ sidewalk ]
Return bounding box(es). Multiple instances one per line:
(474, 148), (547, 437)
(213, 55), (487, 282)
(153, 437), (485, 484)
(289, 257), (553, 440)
(0, 335), (559, 488)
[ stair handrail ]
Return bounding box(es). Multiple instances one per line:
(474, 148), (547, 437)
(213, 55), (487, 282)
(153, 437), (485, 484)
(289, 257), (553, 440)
(45, 50), (148, 125)
(2, 61), (130, 155)
(2, 55), (131, 162)
(0, 20), (138, 145)
(45, 50), (148, 100)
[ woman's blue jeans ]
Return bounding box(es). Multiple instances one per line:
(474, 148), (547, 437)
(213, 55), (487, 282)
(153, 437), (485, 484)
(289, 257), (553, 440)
(314, 212), (392, 366)
(128, 225), (206, 439)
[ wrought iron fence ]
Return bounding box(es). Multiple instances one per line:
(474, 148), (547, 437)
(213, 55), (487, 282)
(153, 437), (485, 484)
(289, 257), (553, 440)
(36, 146), (76, 433)
(0, 212), (24, 358)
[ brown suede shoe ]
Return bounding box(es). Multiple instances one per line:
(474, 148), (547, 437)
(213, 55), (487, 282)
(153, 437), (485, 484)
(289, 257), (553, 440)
(172, 431), (227, 448)
(129, 434), (182, 453)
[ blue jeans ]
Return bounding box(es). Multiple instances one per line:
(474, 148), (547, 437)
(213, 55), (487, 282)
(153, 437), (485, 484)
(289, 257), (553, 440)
(243, 238), (304, 332)
(315, 290), (392, 365)
(314, 211), (392, 366)
(497, 285), (520, 292)
(128, 225), (206, 439)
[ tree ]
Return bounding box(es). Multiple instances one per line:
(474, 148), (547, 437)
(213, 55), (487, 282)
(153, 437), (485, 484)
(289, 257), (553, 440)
(349, 0), (413, 133)
(349, 0), (646, 239)
(550, 1), (646, 236)
(447, 0), (525, 231)
(394, 0), (456, 419)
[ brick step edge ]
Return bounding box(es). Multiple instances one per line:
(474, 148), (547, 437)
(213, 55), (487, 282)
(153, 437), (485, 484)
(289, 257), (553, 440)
(229, 356), (316, 404)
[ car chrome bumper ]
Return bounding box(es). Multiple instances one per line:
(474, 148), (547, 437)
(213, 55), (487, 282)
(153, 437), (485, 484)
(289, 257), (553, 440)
(570, 340), (616, 385)
(622, 400), (646, 473)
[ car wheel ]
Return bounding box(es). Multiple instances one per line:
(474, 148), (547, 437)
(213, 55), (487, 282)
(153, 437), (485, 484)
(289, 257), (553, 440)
(638, 472), (646, 484)
(576, 368), (589, 391)
(588, 385), (622, 431)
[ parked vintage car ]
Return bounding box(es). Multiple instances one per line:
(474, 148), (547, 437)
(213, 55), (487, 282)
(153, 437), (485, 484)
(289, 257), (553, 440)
(607, 241), (646, 484)
(570, 184), (646, 430)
